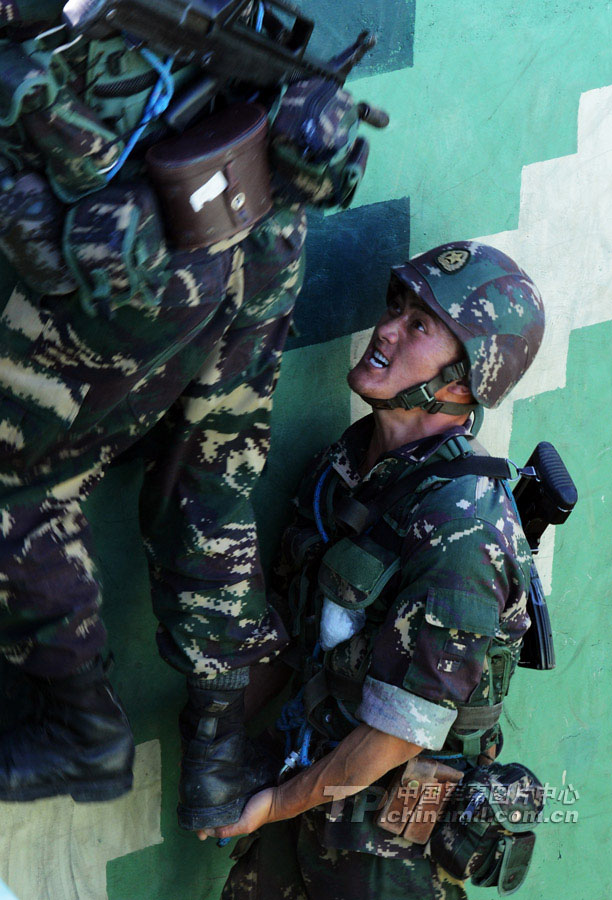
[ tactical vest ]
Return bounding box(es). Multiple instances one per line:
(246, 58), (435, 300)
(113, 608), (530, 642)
(285, 433), (525, 761)
(0, 8), (196, 306)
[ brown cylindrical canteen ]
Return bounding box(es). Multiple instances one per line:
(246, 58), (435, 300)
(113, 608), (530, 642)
(146, 103), (272, 249)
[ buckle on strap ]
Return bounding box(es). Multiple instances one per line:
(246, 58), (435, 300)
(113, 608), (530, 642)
(395, 365), (465, 413)
(442, 360), (469, 382)
(422, 396), (444, 414)
(450, 703), (504, 757)
(396, 382), (439, 411)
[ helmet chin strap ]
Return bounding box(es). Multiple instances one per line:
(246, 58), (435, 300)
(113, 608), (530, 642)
(361, 361), (478, 417)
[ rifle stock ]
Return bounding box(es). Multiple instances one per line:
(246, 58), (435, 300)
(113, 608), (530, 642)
(514, 442), (578, 670)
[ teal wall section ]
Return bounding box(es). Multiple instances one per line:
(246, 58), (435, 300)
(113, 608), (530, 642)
(503, 319), (612, 900)
(2, 2), (612, 899)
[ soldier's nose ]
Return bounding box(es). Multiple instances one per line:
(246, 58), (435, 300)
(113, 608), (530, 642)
(377, 321), (399, 344)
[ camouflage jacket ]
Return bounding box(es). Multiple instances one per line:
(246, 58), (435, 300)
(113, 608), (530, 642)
(273, 415), (533, 856)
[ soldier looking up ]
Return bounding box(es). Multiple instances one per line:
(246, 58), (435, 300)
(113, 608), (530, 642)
(205, 242), (545, 900)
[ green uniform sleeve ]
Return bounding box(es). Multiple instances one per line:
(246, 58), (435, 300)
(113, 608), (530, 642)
(364, 506), (529, 748)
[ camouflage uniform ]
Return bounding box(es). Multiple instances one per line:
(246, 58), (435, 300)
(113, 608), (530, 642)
(0, 204), (305, 678)
(222, 414), (533, 899)
(0, 2), (366, 681)
(222, 817), (463, 900)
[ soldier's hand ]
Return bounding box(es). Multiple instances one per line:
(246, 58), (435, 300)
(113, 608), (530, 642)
(197, 787), (277, 841)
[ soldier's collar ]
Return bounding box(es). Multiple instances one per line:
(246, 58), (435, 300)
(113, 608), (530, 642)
(328, 416), (375, 487)
(329, 418), (473, 486)
(394, 424), (473, 464)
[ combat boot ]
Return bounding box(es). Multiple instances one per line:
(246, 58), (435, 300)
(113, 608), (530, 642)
(178, 668), (273, 831)
(0, 657), (134, 802)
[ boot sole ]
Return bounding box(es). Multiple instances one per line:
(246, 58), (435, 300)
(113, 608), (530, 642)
(177, 795), (245, 831)
(0, 772), (134, 804)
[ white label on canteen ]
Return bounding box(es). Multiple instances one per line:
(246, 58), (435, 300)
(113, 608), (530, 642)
(189, 171), (228, 211)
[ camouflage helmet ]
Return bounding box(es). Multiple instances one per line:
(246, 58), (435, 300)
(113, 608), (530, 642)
(387, 241), (545, 410)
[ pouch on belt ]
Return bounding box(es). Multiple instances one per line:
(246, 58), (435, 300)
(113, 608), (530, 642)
(0, 39), (61, 127)
(428, 761), (544, 896)
(63, 181), (170, 316)
(146, 102), (271, 249)
(0, 167), (76, 294)
(377, 757), (463, 844)
(268, 77), (369, 209)
(22, 86), (125, 200)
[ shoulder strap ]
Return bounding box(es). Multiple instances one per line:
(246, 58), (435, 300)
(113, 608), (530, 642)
(335, 456), (513, 534)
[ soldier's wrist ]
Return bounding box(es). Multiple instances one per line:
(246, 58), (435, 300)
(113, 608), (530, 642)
(267, 778), (311, 823)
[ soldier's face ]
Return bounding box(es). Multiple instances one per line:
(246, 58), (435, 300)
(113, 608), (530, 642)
(347, 288), (464, 400)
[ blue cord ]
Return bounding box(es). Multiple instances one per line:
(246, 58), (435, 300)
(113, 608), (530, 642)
(276, 700), (314, 767)
(426, 753), (464, 760)
(277, 689), (307, 755)
(277, 718), (313, 769)
(255, 1), (265, 31)
(276, 645), (321, 765)
(298, 723), (313, 767)
(104, 44), (175, 182)
(313, 465), (332, 543)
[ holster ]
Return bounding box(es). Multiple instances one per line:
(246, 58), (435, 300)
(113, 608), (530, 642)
(376, 757), (463, 844)
(428, 761), (544, 896)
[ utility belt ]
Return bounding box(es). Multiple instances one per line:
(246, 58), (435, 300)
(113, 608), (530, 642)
(0, 24), (372, 311)
(0, 28), (275, 311)
(0, 102), (273, 314)
(377, 757), (544, 897)
(298, 663), (541, 896)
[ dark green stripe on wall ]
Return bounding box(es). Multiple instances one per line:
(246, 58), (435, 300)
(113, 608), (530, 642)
(297, 0), (415, 77)
(288, 197), (411, 349)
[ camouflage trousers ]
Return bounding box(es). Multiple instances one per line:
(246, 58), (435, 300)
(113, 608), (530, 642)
(0, 205), (306, 679)
(221, 813), (468, 900)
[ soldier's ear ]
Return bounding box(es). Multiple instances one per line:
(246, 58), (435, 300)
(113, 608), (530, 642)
(446, 379), (475, 399)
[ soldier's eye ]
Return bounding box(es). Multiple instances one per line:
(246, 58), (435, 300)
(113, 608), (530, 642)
(386, 297), (403, 315)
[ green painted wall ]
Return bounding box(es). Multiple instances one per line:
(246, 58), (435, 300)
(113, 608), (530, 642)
(504, 320), (612, 900)
(2, 1), (612, 898)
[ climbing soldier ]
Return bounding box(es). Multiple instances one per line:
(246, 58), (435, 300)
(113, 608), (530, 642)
(0, 0), (384, 831)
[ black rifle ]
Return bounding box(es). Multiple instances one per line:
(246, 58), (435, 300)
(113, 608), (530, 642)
(62, 0), (389, 130)
(513, 442), (577, 670)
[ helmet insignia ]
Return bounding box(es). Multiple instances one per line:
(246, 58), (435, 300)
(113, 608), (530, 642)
(436, 248), (470, 273)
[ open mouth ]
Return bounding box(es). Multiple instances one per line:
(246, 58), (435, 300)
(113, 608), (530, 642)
(368, 347), (390, 369)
